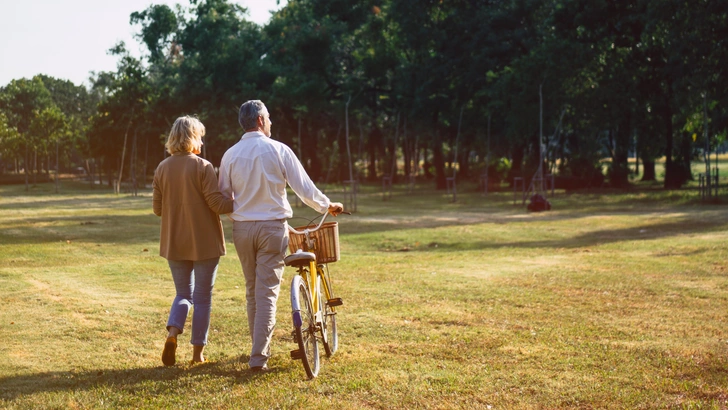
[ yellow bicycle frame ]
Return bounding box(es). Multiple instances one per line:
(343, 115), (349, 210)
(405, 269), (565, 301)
(305, 260), (318, 314)
(300, 259), (335, 325)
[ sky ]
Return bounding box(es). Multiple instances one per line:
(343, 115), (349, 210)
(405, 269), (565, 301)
(0, 0), (288, 88)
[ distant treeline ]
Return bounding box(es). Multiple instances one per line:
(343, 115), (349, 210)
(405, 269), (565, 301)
(1, 0), (726, 190)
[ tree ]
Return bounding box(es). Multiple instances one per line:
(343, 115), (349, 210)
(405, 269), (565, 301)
(0, 112), (21, 175)
(0, 77), (54, 189)
(93, 0), (727, 194)
(87, 44), (151, 191)
(37, 75), (98, 175)
(29, 106), (71, 191)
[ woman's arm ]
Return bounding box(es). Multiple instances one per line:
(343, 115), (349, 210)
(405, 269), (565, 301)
(201, 162), (234, 214)
(152, 171), (163, 217)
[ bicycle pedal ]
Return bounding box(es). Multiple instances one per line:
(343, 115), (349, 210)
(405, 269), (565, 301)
(327, 298), (343, 307)
(290, 349), (304, 360)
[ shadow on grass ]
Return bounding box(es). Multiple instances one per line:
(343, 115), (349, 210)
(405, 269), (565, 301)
(6, 205), (721, 249)
(3, 183), (727, 248)
(380, 219), (728, 252)
(0, 194), (150, 211)
(0, 357), (270, 401)
(0, 214), (161, 245)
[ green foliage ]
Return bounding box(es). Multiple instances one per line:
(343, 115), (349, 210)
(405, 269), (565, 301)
(29, 107), (70, 154)
(130, 5), (179, 63)
(0, 76), (90, 175)
(0, 112), (21, 169)
(4, 0), (727, 191)
(0, 77), (53, 136)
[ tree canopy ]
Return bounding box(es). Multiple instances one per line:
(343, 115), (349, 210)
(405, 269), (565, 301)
(2, 0), (726, 190)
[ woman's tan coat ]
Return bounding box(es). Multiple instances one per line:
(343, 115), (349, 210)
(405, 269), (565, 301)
(153, 153), (234, 261)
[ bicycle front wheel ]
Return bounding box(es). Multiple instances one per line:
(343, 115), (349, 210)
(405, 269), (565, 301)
(291, 275), (320, 379)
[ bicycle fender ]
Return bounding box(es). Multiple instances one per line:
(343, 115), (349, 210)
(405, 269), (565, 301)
(292, 311), (303, 328)
(290, 275), (304, 327)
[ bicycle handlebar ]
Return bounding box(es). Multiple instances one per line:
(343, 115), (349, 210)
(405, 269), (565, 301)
(287, 210), (350, 235)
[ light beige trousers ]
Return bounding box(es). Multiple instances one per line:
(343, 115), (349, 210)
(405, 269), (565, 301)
(232, 219), (289, 367)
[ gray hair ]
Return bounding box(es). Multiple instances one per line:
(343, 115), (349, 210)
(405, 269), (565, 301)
(238, 100), (268, 130)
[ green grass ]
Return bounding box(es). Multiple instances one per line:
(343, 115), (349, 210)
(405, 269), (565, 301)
(1, 181), (727, 409)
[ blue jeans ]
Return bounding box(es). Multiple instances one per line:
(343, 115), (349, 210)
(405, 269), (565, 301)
(166, 257), (219, 346)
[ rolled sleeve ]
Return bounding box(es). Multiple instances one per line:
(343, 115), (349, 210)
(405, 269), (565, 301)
(282, 147), (330, 213)
(218, 153), (232, 199)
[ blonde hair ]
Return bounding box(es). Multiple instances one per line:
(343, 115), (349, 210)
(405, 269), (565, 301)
(165, 116), (205, 155)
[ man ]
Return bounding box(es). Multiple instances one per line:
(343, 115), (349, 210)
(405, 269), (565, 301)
(219, 100), (343, 371)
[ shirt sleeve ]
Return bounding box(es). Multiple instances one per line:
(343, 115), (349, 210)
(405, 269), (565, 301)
(281, 146), (330, 214)
(218, 152), (233, 200)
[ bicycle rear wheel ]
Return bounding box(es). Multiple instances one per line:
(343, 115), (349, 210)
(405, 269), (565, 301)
(320, 268), (338, 356)
(291, 276), (320, 379)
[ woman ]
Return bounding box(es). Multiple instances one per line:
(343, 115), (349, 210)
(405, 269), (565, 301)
(153, 116), (233, 366)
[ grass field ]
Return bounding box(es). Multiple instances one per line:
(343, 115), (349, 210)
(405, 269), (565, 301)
(1, 180), (727, 409)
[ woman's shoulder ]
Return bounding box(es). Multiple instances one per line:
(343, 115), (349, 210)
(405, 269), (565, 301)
(192, 154), (214, 169)
(155, 155), (174, 171)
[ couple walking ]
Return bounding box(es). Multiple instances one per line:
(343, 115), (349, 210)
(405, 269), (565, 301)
(152, 100), (343, 370)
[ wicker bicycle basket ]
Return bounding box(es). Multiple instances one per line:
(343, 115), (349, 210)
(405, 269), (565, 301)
(288, 221), (340, 263)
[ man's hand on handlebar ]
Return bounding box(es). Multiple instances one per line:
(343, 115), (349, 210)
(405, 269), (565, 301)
(328, 202), (345, 216)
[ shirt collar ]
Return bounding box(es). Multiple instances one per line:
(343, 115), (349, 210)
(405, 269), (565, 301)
(241, 130), (266, 140)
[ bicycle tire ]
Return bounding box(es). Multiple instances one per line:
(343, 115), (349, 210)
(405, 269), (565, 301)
(291, 275), (320, 379)
(321, 268), (338, 356)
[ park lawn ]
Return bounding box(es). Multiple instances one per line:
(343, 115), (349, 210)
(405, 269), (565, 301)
(0, 181), (727, 409)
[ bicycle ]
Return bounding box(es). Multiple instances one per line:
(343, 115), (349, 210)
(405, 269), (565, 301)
(284, 211), (348, 379)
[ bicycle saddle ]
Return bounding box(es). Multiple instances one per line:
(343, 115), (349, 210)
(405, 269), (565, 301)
(284, 250), (316, 267)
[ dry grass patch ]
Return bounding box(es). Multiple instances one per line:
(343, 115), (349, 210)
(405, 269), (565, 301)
(1, 182), (727, 409)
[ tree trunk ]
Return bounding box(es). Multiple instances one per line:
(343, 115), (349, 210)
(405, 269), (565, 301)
(304, 126), (322, 182)
(378, 131), (386, 178)
(106, 158), (114, 187)
(509, 143), (525, 187)
(367, 143), (376, 181)
(458, 146), (470, 180)
(344, 96), (354, 183)
(367, 126), (381, 181)
(610, 118), (631, 188)
(680, 132), (693, 181)
(357, 116), (364, 181)
(24, 144), (29, 191)
(143, 136), (149, 188)
(33, 149), (37, 185)
(55, 139), (59, 193)
(641, 157), (656, 181)
(130, 128), (138, 196)
(402, 117), (411, 178)
(433, 139), (446, 190)
(389, 112), (400, 183)
(336, 123), (348, 183)
(423, 147), (433, 179)
(117, 109), (135, 194)
(96, 157), (103, 186)
(662, 102), (679, 189)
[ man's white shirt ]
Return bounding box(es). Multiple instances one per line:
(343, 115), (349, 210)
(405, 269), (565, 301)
(218, 131), (331, 221)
